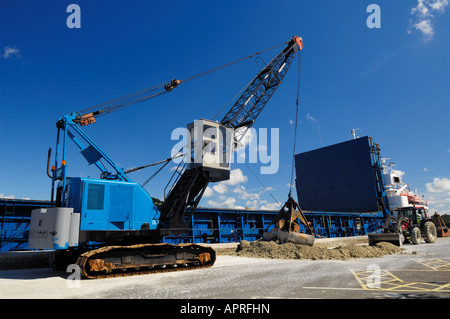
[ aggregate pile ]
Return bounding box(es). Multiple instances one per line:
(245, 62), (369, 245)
(233, 240), (403, 261)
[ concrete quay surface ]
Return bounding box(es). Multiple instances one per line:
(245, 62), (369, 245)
(0, 236), (449, 299)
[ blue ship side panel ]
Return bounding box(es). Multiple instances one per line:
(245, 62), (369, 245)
(295, 136), (379, 213)
(0, 198), (385, 251)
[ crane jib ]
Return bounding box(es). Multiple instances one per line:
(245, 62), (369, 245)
(220, 36), (302, 130)
(160, 36), (303, 229)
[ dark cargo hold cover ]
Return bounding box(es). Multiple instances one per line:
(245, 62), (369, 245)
(295, 136), (379, 212)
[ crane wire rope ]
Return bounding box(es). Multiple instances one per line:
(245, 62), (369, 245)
(244, 162), (282, 208)
(81, 39), (291, 188)
(243, 52), (302, 209)
(76, 40), (289, 118)
(289, 51), (302, 196)
(96, 40), (289, 184)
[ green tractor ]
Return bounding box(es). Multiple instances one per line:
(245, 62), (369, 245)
(369, 205), (437, 246)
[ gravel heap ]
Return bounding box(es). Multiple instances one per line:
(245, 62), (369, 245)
(235, 240), (403, 260)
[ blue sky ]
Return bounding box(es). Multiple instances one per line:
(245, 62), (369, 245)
(1, 1), (449, 214)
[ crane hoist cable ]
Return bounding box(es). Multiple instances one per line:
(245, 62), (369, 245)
(241, 49), (302, 209)
(75, 40), (290, 122)
(76, 81), (174, 119)
(245, 162), (283, 209)
(289, 50), (302, 196)
(75, 38), (295, 187)
(72, 39), (291, 183)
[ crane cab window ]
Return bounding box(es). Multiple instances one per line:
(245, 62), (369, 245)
(203, 125), (217, 139)
(203, 125), (218, 155)
(204, 141), (217, 154)
(86, 183), (105, 210)
(219, 126), (230, 168)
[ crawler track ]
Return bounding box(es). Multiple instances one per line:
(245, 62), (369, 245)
(76, 243), (216, 279)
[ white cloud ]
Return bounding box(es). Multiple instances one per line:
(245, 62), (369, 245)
(206, 194), (278, 211)
(203, 169), (249, 209)
(234, 127), (255, 149)
(213, 184), (228, 194)
(203, 186), (213, 198)
(429, 0), (450, 11)
(232, 185), (260, 201)
(414, 19), (435, 38)
(3, 46), (20, 59)
(423, 167), (429, 172)
(0, 194), (15, 199)
(425, 191), (450, 214)
(204, 170), (282, 210)
(202, 167), (281, 210)
(260, 202), (280, 210)
(207, 197), (245, 209)
(426, 177), (450, 192)
(409, 0), (449, 41)
(412, 0), (431, 16)
(392, 169), (406, 177)
(306, 113), (316, 122)
(245, 199), (259, 209)
(221, 168), (248, 185)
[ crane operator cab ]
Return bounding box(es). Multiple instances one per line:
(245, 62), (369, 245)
(187, 119), (234, 182)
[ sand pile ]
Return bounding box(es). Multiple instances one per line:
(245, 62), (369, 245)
(235, 240), (403, 261)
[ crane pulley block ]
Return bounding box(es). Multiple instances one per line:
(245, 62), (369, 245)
(79, 112), (97, 126)
(164, 79), (181, 92)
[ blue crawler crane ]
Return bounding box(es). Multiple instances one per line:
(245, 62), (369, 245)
(28, 36), (304, 278)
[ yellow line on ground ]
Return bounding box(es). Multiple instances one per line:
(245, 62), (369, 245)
(433, 282), (450, 291)
(350, 269), (369, 289)
(413, 258), (450, 271)
(350, 267), (450, 292)
(302, 286), (366, 291)
(386, 281), (429, 291)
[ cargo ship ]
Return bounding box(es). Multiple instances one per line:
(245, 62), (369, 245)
(382, 159), (428, 211)
(1, 136), (415, 252)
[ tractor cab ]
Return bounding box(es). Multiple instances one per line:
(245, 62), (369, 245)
(393, 205), (437, 245)
(397, 206), (428, 227)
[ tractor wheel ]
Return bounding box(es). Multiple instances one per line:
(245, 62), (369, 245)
(423, 221), (437, 243)
(410, 227), (421, 245)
